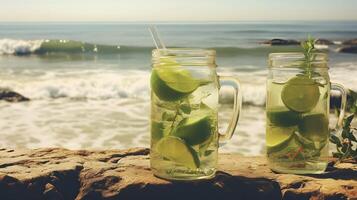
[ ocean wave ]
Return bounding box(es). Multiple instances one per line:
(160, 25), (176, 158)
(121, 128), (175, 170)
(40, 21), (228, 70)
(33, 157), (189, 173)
(215, 46), (302, 56)
(35, 40), (123, 54)
(0, 70), (150, 100)
(219, 83), (265, 106)
(0, 38), (305, 56)
(0, 39), (43, 55)
(0, 69), (268, 106)
(330, 62), (357, 91)
(0, 39), (126, 55)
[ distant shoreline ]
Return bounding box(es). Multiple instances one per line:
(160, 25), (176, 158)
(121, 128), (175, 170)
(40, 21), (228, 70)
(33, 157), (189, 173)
(1, 20), (357, 24)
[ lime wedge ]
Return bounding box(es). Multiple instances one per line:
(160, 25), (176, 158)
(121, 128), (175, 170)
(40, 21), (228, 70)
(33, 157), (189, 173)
(151, 68), (200, 101)
(281, 76), (320, 113)
(267, 107), (301, 127)
(156, 136), (200, 169)
(173, 114), (212, 145)
(298, 114), (328, 142)
(267, 138), (306, 160)
(266, 126), (296, 153)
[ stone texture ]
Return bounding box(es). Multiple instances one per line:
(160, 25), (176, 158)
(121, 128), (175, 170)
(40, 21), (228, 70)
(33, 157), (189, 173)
(337, 46), (357, 54)
(261, 39), (300, 46)
(315, 39), (334, 45)
(0, 88), (30, 102)
(343, 39), (357, 46)
(0, 148), (356, 200)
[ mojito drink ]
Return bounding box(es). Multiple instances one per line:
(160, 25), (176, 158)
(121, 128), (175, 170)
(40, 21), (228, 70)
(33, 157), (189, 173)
(266, 74), (330, 174)
(150, 56), (219, 180)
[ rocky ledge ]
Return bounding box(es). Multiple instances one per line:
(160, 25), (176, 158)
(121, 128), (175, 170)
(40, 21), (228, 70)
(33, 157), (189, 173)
(0, 148), (356, 200)
(0, 88), (30, 102)
(337, 46), (357, 54)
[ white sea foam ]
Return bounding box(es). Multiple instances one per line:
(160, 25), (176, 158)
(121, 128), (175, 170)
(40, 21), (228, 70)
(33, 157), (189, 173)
(0, 68), (268, 106)
(0, 39), (43, 55)
(330, 62), (357, 91)
(0, 98), (151, 150)
(0, 69), (150, 100)
(218, 69), (267, 106)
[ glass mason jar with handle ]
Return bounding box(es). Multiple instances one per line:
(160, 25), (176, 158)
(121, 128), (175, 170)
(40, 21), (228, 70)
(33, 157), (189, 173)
(150, 48), (242, 180)
(266, 53), (347, 174)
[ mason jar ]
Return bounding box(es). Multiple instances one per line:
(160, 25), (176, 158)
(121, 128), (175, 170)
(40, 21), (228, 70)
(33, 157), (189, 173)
(150, 48), (242, 180)
(266, 53), (346, 174)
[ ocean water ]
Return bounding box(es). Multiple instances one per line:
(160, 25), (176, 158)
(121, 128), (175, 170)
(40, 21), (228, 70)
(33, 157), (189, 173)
(0, 21), (357, 155)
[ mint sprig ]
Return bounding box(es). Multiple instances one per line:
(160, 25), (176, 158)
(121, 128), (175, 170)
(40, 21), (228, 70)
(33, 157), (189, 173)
(301, 37), (357, 162)
(300, 36), (317, 78)
(330, 90), (357, 162)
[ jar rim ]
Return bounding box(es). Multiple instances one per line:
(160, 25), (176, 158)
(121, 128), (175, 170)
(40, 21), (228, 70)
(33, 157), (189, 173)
(152, 48), (216, 57)
(152, 48), (216, 68)
(269, 52), (328, 68)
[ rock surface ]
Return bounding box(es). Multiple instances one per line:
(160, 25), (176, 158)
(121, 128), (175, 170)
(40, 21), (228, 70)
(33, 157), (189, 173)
(343, 39), (357, 45)
(338, 46), (357, 54)
(0, 88), (30, 102)
(262, 39), (300, 46)
(0, 148), (356, 200)
(315, 39), (334, 45)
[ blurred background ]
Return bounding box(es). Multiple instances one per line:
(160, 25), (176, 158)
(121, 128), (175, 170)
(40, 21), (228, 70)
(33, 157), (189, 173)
(0, 0), (357, 155)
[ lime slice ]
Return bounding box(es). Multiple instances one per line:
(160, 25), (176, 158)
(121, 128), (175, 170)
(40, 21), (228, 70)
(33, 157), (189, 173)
(172, 114), (212, 145)
(267, 107), (301, 127)
(156, 136), (200, 169)
(267, 137), (305, 161)
(151, 68), (200, 101)
(298, 114), (328, 142)
(281, 76), (320, 113)
(266, 126), (296, 154)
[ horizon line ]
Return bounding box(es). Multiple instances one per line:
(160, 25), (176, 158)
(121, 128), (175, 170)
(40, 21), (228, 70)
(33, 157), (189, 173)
(1, 19), (357, 23)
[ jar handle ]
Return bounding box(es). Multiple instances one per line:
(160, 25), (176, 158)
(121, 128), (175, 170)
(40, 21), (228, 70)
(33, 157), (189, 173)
(218, 76), (242, 141)
(331, 83), (347, 131)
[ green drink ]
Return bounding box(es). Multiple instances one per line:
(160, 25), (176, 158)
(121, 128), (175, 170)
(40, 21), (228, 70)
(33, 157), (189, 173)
(266, 53), (346, 174)
(150, 49), (242, 180)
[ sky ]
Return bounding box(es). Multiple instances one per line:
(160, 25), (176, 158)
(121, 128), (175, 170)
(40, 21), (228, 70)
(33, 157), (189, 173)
(1, 0), (357, 22)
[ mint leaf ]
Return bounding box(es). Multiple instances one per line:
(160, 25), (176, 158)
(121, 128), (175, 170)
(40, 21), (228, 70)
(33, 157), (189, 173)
(179, 104), (191, 114)
(330, 134), (342, 147)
